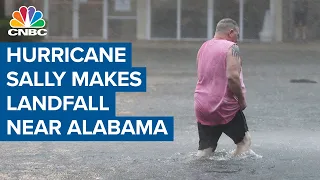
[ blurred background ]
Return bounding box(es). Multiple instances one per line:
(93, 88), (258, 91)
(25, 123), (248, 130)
(1, 1), (320, 180)
(2, 0), (320, 42)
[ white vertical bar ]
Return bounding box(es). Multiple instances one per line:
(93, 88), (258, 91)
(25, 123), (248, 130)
(177, 0), (181, 40)
(72, 0), (79, 39)
(270, 0), (275, 41)
(207, 0), (213, 39)
(146, 0), (151, 40)
(213, 0), (215, 32)
(239, 0), (244, 41)
(102, 0), (108, 39)
(43, 0), (49, 38)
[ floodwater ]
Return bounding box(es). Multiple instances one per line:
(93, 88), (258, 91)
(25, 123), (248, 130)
(1, 43), (320, 180)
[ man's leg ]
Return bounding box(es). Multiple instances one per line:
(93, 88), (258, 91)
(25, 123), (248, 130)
(223, 111), (251, 156)
(196, 122), (223, 157)
(233, 131), (251, 156)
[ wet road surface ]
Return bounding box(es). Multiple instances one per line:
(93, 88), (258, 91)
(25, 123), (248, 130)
(0, 43), (320, 180)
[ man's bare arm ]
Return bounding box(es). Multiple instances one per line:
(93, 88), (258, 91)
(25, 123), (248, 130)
(226, 44), (244, 101)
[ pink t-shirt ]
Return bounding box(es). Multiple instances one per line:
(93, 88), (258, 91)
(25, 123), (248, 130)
(194, 39), (246, 126)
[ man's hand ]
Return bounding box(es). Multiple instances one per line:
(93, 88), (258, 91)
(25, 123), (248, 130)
(238, 97), (247, 110)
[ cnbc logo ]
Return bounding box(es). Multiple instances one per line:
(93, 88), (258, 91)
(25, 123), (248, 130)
(8, 6), (47, 37)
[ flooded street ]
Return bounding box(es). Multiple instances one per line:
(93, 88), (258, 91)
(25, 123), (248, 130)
(1, 43), (320, 180)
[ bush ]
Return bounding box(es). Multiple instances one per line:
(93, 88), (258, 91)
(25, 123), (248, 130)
(0, 16), (47, 42)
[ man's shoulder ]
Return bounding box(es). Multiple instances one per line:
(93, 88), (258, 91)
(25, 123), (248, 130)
(198, 39), (237, 55)
(226, 43), (240, 55)
(230, 43), (240, 52)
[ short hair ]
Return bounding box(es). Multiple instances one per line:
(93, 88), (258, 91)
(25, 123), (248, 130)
(215, 18), (239, 33)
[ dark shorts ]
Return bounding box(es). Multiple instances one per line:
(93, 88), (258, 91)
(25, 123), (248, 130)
(294, 12), (307, 26)
(197, 110), (248, 150)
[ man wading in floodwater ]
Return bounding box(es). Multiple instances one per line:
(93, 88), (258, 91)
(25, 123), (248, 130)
(194, 18), (251, 157)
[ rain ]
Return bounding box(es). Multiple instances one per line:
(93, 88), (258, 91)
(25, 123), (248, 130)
(0, 0), (320, 179)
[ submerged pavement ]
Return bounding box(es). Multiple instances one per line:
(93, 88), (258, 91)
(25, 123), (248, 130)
(1, 42), (320, 180)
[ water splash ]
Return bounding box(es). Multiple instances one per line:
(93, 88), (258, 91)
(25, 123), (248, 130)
(164, 149), (263, 164)
(208, 149), (263, 161)
(231, 149), (263, 160)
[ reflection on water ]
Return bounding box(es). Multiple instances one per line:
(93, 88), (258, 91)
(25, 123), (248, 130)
(164, 149), (262, 164)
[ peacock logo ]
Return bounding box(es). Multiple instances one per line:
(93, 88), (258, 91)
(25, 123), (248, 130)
(8, 6), (47, 36)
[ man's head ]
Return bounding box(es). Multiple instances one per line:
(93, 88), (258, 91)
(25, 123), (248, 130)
(214, 18), (240, 43)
